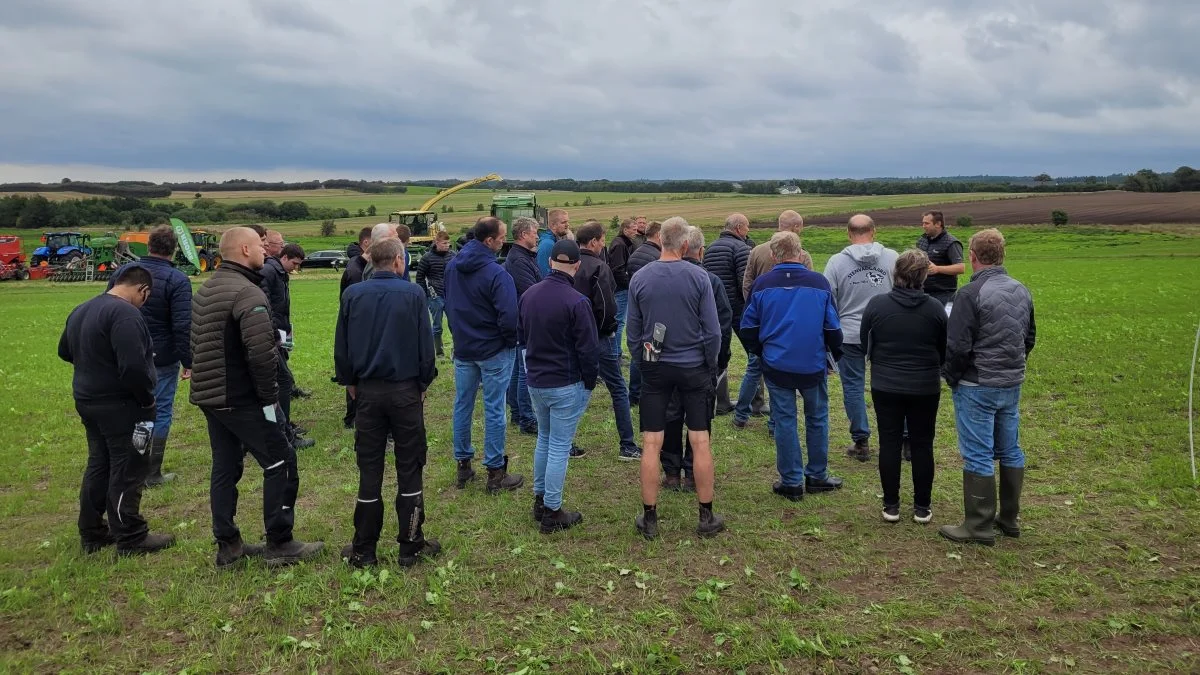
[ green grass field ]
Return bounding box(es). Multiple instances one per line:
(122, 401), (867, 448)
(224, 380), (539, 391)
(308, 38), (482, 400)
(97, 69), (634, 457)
(1, 226), (1198, 673)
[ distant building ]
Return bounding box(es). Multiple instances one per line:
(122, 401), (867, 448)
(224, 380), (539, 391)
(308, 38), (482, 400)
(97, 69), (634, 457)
(730, 182), (743, 191)
(778, 185), (803, 195)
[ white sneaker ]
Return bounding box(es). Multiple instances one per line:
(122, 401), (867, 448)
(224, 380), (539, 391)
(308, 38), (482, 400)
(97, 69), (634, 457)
(913, 506), (933, 524)
(881, 504), (901, 522)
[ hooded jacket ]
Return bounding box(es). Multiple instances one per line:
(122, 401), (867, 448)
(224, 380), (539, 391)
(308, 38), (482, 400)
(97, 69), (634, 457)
(741, 262), (843, 390)
(943, 266), (1036, 388)
(535, 228), (558, 277)
(190, 262), (279, 408)
(573, 248), (618, 337)
(860, 287), (947, 395)
(607, 232), (638, 290)
(106, 255), (193, 368)
(444, 239), (519, 361)
(823, 242), (899, 345)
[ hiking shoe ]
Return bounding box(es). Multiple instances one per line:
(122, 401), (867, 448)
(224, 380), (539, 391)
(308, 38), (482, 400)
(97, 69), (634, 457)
(340, 543), (378, 568)
(291, 388), (312, 399)
(398, 539), (441, 568)
(570, 444), (588, 459)
(635, 513), (659, 540)
(263, 539), (325, 567)
(292, 436), (316, 450)
(772, 481), (804, 502)
(732, 418), (748, 430)
(216, 538), (265, 568)
(486, 459), (524, 494)
(82, 533), (116, 554)
(913, 506), (933, 524)
(456, 459), (476, 489)
(697, 509), (725, 538)
(882, 504), (901, 523)
(118, 532), (176, 557)
(805, 475), (844, 493)
(540, 508), (583, 534)
(662, 475), (681, 491)
(520, 423), (538, 436)
(846, 439), (871, 463)
(532, 494), (545, 523)
(681, 475), (696, 492)
(618, 446), (641, 462)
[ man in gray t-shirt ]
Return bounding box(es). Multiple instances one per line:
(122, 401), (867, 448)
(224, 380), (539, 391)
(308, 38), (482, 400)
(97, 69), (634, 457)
(626, 217), (724, 541)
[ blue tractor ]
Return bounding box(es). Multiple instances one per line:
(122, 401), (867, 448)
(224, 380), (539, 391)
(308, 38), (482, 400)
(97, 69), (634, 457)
(30, 232), (94, 267)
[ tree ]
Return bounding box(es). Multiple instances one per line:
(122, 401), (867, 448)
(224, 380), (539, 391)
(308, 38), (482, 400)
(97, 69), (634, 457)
(610, 215), (620, 229)
(476, 203), (485, 211)
(278, 200), (310, 220)
(61, 177), (71, 184)
(1051, 210), (1069, 226)
(320, 220), (336, 236)
(356, 208), (366, 217)
(1173, 166), (1200, 192)
(956, 215), (973, 228)
(17, 195), (53, 230)
(194, 192), (202, 199)
(367, 204), (377, 216)
(1034, 173), (1053, 185)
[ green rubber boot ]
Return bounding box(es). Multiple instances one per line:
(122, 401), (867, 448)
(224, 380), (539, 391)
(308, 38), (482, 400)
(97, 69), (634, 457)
(996, 466), (1024, 538)
(939, 471), (996, 546)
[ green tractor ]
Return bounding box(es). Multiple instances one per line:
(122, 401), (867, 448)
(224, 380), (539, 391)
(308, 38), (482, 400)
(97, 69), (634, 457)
(489, 193), (546, 260)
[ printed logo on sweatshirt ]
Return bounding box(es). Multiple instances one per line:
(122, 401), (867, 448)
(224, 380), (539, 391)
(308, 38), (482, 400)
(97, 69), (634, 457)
(847, 267), (887, 287)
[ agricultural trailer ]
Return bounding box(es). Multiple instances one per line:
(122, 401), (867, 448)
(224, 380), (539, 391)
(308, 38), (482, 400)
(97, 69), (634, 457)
(389, 173), (501, 256)
(0, 236), (29, 281)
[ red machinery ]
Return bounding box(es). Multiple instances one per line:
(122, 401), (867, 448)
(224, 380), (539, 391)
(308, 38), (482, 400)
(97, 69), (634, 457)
(0, 236), (30, 281)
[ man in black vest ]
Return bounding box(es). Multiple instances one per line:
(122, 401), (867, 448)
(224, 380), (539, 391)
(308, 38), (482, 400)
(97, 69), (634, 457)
(916, 210), (964, 306)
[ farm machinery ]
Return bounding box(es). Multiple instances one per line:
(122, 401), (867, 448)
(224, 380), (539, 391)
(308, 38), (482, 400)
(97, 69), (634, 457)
(44, 218), (208, 282)
(30, 232), (97, 267)
(389, 173), (501, 255)
(0, 236), (30, 281)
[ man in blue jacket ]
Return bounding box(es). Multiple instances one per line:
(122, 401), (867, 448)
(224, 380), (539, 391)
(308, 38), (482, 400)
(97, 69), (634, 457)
(503, 217), (542, 435)
(107, 224), (191, 487)
(521, 239), (600, 533)
(335, 238), (441, 568)
(535, 209), (570, 277)
(741, 231), (845, 503)
(444, 217), (523, 493)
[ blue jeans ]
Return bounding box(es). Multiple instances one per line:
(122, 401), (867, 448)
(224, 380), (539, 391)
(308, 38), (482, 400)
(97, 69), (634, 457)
(613, 290), (628, 357)
(837, 343), (870, 442)
(593, 335), (637, 452)
(507, 347), (536, 428)
(766, 377), (830, 485)
(952, 384), (1024, 476)
(453, 348), (515, 469)
(153, 363), (180, 439)
(529, 382), (588, 510)
(428, 296), (446, 340)
(734, 353), (775, 432)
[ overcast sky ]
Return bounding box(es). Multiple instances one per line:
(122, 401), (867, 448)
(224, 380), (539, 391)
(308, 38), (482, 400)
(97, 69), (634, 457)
(1, 0), (1197, 182)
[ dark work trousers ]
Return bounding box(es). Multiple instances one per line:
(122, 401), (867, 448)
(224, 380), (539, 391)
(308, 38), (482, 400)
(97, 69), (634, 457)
(202, 406), (295, 546)
(76, 401), (153, 547)
(352, 379), (429, 557)
(874, 389), (939, 509)
(660, 389), (714, 478)
(343, 389), (357, 428)
(277, 348), (294, 426)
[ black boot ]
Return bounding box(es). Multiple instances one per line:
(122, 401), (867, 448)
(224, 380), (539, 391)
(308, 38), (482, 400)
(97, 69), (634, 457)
(635, 509), (658, 540)
(398, 539), (442, 568)
(996, 466), (1024, 538)
(845, 438), (871, 463)
(486, 457), (524, 494)
(532, 493), (545, 523)
(714, 370), (733, 416)
(939, 471), (997, 546)
(435, 335), (445, 358)
(697, 503), (725, 537)
(540, 507), (583, 534)
(772, 480), (804, 502)
(118, 532), (176, 556)
(216, 537), (266, 568)
(262, 539), (325, 567)
(456, 459), (476, 489)
(339, 543), (378, 568)
(144, 437), (176, 487)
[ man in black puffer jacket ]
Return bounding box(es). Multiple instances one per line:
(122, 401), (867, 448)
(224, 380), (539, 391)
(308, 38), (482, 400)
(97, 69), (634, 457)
(607, 218), (640, 361)
(624, 220), (662, 404)
(415, 230), (455, 357)
(702, 214), (751, 414)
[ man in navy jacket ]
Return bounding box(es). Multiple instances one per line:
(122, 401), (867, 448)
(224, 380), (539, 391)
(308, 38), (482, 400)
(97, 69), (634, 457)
(107, 224), (191, 487)
(741, 231), (845, 502)
(503, 217), (542, 434)
(335, 238), (440, 568)
(444, 217), (523, 493)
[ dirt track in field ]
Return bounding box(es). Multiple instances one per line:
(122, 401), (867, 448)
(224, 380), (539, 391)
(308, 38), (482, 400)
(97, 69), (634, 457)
(751, 192), (1200, 228)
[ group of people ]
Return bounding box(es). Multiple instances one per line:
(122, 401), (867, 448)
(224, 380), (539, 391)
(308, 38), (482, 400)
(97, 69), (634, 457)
(58, 205), (1035, 568)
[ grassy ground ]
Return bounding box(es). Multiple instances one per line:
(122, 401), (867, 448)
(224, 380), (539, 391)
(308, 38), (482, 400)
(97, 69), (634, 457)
(0, 226), (1198, 673)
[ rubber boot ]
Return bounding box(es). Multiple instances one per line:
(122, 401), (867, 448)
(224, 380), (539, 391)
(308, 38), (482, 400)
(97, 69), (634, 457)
(144, 437), (176, 487)
(996, 466), (1024, 538)
(456, 459), (476, 489)
(938, 471), (997, 546)
(486, 456), (524, 494)
(714, 370), (733, 416)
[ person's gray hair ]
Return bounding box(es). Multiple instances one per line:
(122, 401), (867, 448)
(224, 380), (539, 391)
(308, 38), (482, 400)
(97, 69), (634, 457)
(369, 237), (406, 269)
(769, 231), (803, 263)
(685, 226), (705, 254)
(512, 217), (539, 241)
(371, 222), (398, 243)
(660, 216), (690, 252)
(724, 213), (748, 232)
(892, 249), (930, 289)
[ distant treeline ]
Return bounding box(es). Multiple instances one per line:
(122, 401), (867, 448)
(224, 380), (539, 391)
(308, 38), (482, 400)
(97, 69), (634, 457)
(0, 178), (409, 199)
(1120, 167), (1200, 192)
(0, 195), (361, 230)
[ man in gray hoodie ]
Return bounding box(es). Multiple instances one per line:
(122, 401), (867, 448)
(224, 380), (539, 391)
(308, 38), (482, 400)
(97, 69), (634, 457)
(824, 214), (898, 462)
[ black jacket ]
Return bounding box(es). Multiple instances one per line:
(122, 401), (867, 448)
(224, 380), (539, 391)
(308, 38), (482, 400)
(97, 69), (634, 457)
(573, 248), (618, 337)
(415, 248), (454, 298)
(703, 231), (752, 324)
(607, 233), (638, 290)
(503, 243), (543, 298)
(944, 266), (1036, 388)
(259, 255), (291, 334)
(335, 271), (438, 390)
(58, 293), (156, 412)
(339, 255), (368, 298)
(686, 257), (733, 371)
(861, 287), (947, 395)
(626, 241), (662, 281)
(106, 255), (193, 368)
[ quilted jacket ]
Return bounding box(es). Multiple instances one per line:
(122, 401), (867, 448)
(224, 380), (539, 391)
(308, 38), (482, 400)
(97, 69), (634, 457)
(189, 261), (279, 408)
(702, 231), (752, 324)
(943, 266), (1036, 388)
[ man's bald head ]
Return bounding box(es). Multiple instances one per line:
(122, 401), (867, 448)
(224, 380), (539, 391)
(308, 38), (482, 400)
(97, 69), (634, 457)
(220, 227), (266, 270)
(777, 210), (805, 234)
(847, 214), (876, 241)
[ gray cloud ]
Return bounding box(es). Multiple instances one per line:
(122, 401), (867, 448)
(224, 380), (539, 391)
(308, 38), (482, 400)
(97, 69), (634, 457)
(0, 0), (1196, 181)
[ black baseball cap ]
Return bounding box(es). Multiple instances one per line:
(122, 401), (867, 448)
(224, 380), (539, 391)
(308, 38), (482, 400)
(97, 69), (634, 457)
(551, 239), (580, 264)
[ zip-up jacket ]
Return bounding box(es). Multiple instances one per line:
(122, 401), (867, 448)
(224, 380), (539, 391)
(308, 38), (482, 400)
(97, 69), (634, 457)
(607, 233), (637, 290)
(823, 242), (899, 345)
(106, 255), (192, 368)
(687, 257), (733, 371)
(444, 239), (519, 361)
(741, 262), (843, 390)
(944, 266), (1036, 388)
(190, 261), (279, 408)
(259, 255), (291, 335)
(626, 241), (662, 281)
(58, 293), (156, 412)
(861, 287), (947, 395)
(702, 231), (752, 324)
(503, 243), (542, 298)
(415, 248), (454, 298)
(573, 248), (618, 337)
(520, 271), (600, 390)
(535, 229), (558, 277)
(742, 240), (813, 300)
(340, 254), (368, 298)
(335, 271), (438, 390)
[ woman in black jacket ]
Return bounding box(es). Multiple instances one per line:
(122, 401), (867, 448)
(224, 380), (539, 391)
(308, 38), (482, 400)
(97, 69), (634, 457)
(860, 249), (947, 524)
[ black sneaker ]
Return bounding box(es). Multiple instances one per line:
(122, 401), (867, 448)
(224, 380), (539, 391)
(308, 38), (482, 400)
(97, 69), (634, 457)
(82, 533), (116, 554)
(635, 513), (658, 540)
(570, 444), (588, 459)
(882, 504), (901, 523)
(340, 543), (378, 568)
(618, 446), (641, 462)
(117, 532), (176, 557)
(540, 508), (583, 534)
(913, 506), (933, 524)
(772, 481), (804, 502)
(262, 539), (324, 567)
(292, 437), (316, 450)
(805, 475), (844, 493)
(398, 539), (441, 568)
